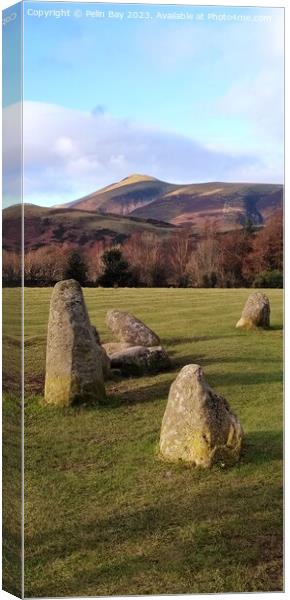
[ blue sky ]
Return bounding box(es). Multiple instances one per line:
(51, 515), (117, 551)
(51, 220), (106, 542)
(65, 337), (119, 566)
(3, 2), (284, 206)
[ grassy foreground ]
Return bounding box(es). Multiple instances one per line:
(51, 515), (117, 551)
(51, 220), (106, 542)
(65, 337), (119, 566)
(21, 288), (283, 596)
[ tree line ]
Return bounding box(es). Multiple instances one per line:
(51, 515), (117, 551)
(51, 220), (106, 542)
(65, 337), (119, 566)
(3, 211), (283, 288)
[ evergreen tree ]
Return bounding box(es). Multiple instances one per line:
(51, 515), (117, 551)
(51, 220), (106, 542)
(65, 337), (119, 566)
(98, 248), (137, 287)
(64, 250), (88, 286)
(243, 217), (255, 235)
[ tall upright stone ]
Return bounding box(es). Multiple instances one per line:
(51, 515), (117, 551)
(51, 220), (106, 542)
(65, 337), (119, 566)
(159, 364), (243, 468)
(236, 292), (270, 329)
(45, 279), (106, 406)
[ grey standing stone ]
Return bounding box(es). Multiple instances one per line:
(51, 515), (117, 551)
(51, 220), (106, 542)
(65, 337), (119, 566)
(45, 279), (106, 406)
(106, 309), (160, 346)
(236, 292), (270, 329)
(159, 364), (243, 468)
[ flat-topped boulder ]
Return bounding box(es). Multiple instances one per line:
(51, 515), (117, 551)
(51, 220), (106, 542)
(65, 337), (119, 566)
(110, 345), (170, 376)
(106, 309), (160, 347)
(45, 279), (106, 406)
(159, 364), (243, 468)
(236, 292), (270, 329)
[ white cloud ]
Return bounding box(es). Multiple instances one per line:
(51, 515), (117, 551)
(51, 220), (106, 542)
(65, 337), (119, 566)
(2, 102), (22, 208)
(2, 100), (282, 207)
(54, 136), (77, 159)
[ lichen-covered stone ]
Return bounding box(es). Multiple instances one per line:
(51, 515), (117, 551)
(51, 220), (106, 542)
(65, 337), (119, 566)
(110, 345), (170, 376)
(106, 309), (160, 347)
(159, 364), (243, 468)
(236, 292), (270, 329)
(45, 280), (106, 406)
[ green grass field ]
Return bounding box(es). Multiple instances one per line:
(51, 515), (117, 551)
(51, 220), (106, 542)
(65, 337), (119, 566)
(7, 288), (284, 595)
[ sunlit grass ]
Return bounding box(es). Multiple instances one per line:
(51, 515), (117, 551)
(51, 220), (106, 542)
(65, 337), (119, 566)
(15, 287), (283, 595)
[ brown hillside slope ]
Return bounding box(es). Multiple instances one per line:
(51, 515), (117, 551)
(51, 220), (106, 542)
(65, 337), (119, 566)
(2, 204), (176, 252)
(64, 176), (282, 230)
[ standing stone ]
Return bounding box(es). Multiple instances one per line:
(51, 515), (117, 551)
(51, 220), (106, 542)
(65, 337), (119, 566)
(106, 309), (160, 346)
(159, 364), (243, 468)
(45, 280), (106, 406)
(236, 292), (270, 329)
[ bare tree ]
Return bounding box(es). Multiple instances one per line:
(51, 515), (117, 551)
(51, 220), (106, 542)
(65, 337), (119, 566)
(123, 232), (165, 286)
(2, 250), (21, 286)
(166, 229), (195, 286)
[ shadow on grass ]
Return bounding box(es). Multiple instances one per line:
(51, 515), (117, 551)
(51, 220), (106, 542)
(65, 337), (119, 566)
(241, 430), (283, 466)
(206, 369), (282, 387)
(270, 324), (283, 332)
(25, 476), (283, 555)
(24, 450), (283, 596)
(105, 378), (171, 409)
(25, 349), (282, 413)
(167, 352), (204, 369)
(168, 351), (283, 376)
(164, 335), (229, 347)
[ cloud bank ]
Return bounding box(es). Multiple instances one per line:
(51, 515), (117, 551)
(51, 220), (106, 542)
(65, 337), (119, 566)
(3, 100), (283, 207)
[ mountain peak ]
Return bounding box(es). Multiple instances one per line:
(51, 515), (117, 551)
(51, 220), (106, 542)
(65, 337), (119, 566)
(99, 173), (160, 195)
(121, 174), (158, 184)
(58, 176), (282, 231)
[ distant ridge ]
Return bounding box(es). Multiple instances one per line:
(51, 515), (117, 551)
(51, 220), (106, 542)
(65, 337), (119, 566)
(4, 176), (282, 253)
(59, 175), (283, 229)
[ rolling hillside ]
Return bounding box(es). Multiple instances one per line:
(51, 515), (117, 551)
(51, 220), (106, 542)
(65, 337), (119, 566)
(131, 182), (282, 229)
(2, 204), (176, 252)
(3, 176), (283, 253)
(63, 175), (283, 230)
